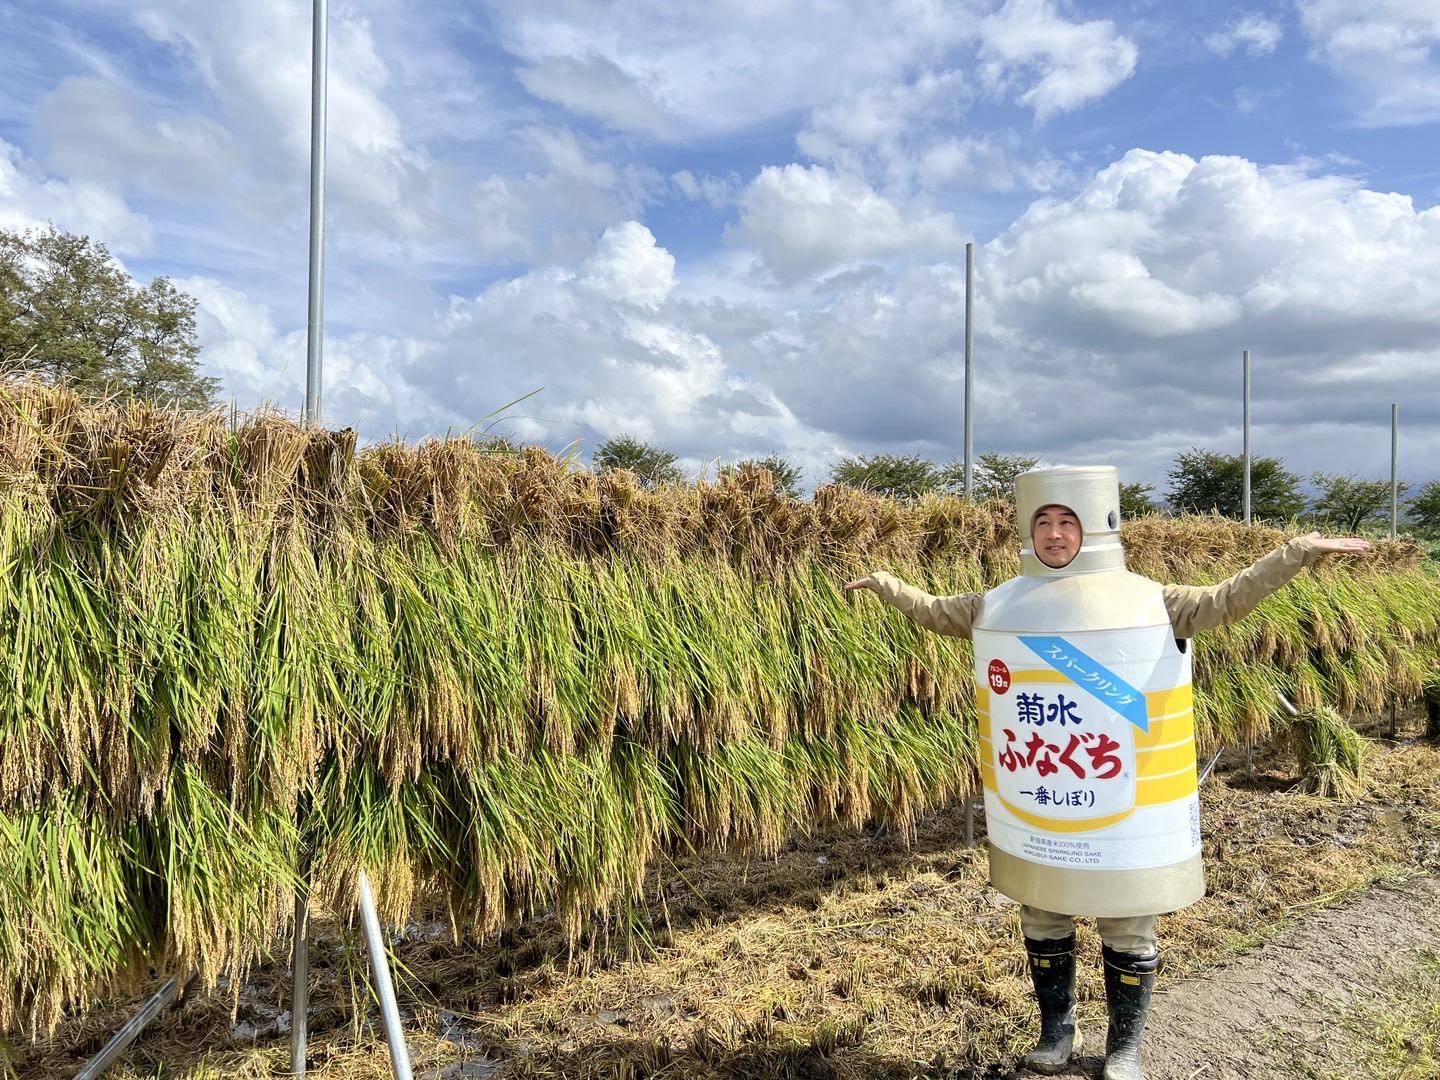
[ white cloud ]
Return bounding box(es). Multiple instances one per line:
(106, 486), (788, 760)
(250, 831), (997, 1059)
(579, 221), (676, 309)
(1297, 0), (1440, 126)
(969, 148), (1440, 482)
(498, 0), (1135, 145)
(0, 138), (153, 252)
(38, 77), (243, 197)
(671, 170), (739, 208)
(99, 0), (441, 235)
(988, 149), (1440, 339)
(977, 0), (1138, 125)
(179, 276), (294, 408)
(1204, 13), (1284, 58)
(728, 164), (966, 283)
(516, 53), (681, 141)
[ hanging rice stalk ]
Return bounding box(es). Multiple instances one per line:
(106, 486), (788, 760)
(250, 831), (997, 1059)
(0, 380), (1436, 1036)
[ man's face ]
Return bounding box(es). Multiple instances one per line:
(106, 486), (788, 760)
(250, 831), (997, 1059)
(1031, 505), (1083, 569)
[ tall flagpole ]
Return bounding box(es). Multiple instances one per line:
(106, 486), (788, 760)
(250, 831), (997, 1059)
(963, 242), (974, 498)
(304, 0), (328, 425)
(293, 2), (327, 1074)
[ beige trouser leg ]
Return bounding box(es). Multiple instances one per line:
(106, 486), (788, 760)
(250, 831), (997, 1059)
(1020, 905), (1159, 954)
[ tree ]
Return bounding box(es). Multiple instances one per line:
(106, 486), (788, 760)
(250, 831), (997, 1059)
(1310, 472), (1409, 533)
(724, 454), (805, 499)
(941, 451), (1041, 500)
(1165, 448), (1305, 521)
(1409, 480), (1440, 531)
(829, 453), (941, 499)
(0, 224), (218, 409)
(1119, 480), (1158, 518)
(592, 434), (685, 488)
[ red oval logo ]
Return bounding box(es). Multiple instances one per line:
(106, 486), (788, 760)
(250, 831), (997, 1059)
(987, 658), (1011, 695)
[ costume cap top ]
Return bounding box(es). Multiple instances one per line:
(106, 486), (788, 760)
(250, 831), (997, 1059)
(1016, 465), (1125, 577)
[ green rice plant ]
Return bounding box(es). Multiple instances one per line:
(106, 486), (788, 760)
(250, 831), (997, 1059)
(1279, 704), (1367, 800)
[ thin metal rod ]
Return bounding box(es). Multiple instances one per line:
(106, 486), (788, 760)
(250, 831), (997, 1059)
(1242, 349), (1251, 525)
(963, 797), (974, 849)
(290, 890), (310, 1075)
(359, 870), (414, 1080)
(963, 241), (974, 499)
(1197, 748), (1224, 786)
(1390, 403), (1399, 737)
(304, 0), (328, 425)
(74, 976), (183, 1080)
(1391, 403), (1398, 540)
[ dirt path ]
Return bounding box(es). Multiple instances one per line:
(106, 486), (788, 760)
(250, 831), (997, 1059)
(1036, 874), (1440, 1080)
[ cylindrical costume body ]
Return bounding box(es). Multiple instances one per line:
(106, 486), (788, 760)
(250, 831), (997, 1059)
(973, 466), (1205, 917)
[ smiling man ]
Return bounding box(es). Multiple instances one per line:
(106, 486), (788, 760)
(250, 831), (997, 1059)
(1032, 504), (1083, 569)
(844, 466), (1371, 1080)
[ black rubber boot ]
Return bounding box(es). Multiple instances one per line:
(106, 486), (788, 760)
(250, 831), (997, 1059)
(1101, 945), (1159, 1080)
(1023, 934), (1082, 1074)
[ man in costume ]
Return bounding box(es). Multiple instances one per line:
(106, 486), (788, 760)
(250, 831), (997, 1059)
(845, 466), (1370, 1080)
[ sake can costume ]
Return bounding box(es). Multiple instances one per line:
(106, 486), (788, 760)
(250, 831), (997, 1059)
(974, 467), (1203, 918)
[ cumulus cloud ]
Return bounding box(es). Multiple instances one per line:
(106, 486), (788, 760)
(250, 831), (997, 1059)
(403, 227), (751, 461)
(1297, 0), (1440, 126)
(1204, 13), (1284, 58)
(114, 0), (440, 234)
(977, 0), (1138, 125)
(0, 138), (153, 252)
(579, 221), (676, 308)
(179, 276), (296, 407)
(977, 148), (1440, 480)
(727, 164), (966, 283)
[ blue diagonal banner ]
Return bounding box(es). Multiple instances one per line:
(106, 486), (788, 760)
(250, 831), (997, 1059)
(1017, 635), (1150, 732)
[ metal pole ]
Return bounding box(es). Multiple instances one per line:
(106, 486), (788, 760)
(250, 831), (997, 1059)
(74, 976), (184, 1080)
(304, 0), (328, 425)
(1242, 349), (1251, 525)
(963, 241), (974, 499)
(293, 3), (327, 1066)
(1391, 403), (1398, 540)
(290, 888), (310, 1075)
(1390, 403), (1399, 737)
(1242, 349), (1253, 773)
(359, 870), (414, 1080)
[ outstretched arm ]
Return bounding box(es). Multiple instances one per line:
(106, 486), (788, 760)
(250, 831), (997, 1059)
(1164, 532), (1371, 639)
(844, 571), (983, 639)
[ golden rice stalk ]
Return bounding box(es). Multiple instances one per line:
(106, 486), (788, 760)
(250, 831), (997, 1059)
(1281, 704), (1367, 800)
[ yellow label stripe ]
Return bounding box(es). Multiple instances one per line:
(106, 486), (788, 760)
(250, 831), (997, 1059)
(1135, 769), (1197, 805)
(1133, 711), (1194, 749)
(1134, 742), (1198, 775)
(1146, 684), (1193, 715)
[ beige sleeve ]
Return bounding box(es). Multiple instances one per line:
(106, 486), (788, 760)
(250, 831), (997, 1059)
(1162, 536), (1320, 639)
(863, 571), (983, 640)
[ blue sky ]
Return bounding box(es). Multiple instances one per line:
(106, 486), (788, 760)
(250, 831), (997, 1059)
(1, 0), (1437, 499)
